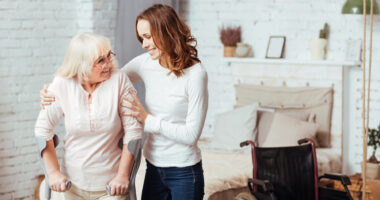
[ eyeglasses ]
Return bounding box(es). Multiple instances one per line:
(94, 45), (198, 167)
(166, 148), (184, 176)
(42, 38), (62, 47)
(95, 50), (116, 69)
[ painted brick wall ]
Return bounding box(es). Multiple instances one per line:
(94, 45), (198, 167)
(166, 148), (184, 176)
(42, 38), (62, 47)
(178, 0), (380, 174)
(1, 0), (380, 199)
(0, 0), (116, 199)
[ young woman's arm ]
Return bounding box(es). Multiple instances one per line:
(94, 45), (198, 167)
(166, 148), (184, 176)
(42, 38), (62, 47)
(124, 69), (208, 145)
(145, 70), (208, 145)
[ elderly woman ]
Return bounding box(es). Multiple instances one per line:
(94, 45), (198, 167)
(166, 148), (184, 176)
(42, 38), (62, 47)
(35, 33), (142, 200)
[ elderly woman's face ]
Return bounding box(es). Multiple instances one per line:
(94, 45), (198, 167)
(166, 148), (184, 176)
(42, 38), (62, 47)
(87, 50), (115, 84)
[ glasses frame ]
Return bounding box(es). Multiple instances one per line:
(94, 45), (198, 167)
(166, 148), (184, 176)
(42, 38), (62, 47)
(94, 50), (116, 70)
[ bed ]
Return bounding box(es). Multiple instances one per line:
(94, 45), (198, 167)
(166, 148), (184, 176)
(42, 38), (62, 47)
(133, 142), (341, 200)
(134, 148), (252, 200)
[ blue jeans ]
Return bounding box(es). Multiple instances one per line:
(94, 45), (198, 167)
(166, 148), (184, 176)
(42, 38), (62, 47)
(141, 160), (204, 200)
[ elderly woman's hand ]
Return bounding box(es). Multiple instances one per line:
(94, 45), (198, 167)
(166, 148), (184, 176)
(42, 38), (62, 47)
(121, 90), (148, 124)
(108, 174), (130, 196)
(48, 170), (69, 192)
(40, 84), (55, 109)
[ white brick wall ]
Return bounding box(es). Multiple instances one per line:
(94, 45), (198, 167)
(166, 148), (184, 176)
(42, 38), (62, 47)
(179, 0), (380, 175)
(0, 0), (116, 199)
(1, 0), (379, 198)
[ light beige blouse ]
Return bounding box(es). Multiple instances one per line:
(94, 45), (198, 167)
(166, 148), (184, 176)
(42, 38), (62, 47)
(35, 71), (142, 191)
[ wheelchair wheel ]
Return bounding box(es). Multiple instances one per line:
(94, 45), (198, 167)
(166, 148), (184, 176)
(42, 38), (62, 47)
(234, 192), (257, 200)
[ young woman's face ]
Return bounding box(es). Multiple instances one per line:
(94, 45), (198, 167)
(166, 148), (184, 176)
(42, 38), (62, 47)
(137, 19), (161, 60)
(87, 50), (115, 84)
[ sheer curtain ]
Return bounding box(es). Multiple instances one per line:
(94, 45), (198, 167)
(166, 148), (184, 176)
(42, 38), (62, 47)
(115, 0), (177, 106)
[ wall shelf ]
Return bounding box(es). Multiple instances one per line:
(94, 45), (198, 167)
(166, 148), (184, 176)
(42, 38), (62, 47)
(223, 57), (362, 67)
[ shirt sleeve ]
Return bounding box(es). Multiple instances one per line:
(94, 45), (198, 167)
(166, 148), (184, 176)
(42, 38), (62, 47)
(144, 69), (209, 145)
(34, 77), (64, 141)
(118, 73), (143, 145)
(120, 53), (147, 83)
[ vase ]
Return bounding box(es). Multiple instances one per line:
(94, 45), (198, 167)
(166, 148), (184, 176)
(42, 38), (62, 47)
(224, 46), (236, 57)
(235, 43), (252, 57)
(309, 38), (328, 60)
(362, 162), (380, 179)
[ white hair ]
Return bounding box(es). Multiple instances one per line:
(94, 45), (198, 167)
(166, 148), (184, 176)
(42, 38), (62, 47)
(55, 33), (117, 83)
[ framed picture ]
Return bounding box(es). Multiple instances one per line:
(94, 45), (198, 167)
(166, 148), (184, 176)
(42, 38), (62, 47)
(265, 36), (286, 59)
(345, 39), (362, 61)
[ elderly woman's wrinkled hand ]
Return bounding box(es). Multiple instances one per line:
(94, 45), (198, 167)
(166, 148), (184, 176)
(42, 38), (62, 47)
(108, 174), (130, 196)
(121, 90), (147, 124)
(48, 170), (68, 192)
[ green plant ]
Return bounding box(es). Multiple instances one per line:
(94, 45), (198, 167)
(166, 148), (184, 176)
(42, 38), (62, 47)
(219, 25), (241, 46)
(319, 23), (329, 39)
(368, 124), (380, 163)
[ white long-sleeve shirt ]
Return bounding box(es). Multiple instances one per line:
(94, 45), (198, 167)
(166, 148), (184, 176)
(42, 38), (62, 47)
(34, 71), (142, 191)
(121, 53), (208, 167)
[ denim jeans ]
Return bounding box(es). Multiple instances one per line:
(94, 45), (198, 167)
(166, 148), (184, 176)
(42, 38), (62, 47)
(141, 160), (204, 200)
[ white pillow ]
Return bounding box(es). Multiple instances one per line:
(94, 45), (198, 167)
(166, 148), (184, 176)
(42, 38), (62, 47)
(211, 103), (258, 150)
(260, 112), (319, 147)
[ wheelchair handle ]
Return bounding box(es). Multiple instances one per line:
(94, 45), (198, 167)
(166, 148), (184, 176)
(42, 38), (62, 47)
(297, 138), (309, 145)
(240, 141), (250, 147)
(240, 140), (255, 148)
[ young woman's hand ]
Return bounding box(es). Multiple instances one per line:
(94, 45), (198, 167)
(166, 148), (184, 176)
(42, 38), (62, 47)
(108, 174), (130, 195)
(40, 84), (55, 109)
(121, 90), (148, 124)
(48, 170), (69, 192)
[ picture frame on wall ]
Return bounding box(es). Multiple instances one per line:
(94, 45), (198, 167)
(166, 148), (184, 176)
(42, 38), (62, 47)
(345, 39), (362, 62)
(266, 36), (286, 59)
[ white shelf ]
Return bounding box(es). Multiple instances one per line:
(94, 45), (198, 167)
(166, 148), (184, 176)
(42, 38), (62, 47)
(223, 57), (362, 67)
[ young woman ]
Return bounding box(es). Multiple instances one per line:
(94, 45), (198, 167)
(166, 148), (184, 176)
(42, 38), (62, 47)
(40, 4), (208, 200)
(35, 33), (142, 200)
(121, 4), (208, 200)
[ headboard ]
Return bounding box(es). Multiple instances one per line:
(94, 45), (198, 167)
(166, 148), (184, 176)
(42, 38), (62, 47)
(234, 84), (334, 148)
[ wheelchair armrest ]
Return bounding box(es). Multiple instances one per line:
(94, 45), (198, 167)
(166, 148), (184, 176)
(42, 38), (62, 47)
(248, 178), (274, 193)
(319, 173), (351, 186)
(319, 173), (353, 200)
(248, 178), (277, 200)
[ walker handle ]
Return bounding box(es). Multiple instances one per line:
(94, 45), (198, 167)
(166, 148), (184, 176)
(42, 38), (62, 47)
(65, 181), (72, 190)
(106, 185), (111, 195)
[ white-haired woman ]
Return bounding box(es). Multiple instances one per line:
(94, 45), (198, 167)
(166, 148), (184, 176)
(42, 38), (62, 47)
(35, 33), (142, 200)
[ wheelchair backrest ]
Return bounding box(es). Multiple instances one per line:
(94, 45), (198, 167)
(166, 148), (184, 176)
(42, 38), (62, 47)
(255, 144), (317, 200)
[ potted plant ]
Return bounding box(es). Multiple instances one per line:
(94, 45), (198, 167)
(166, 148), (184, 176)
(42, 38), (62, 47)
(220, 25), (241, 57)
(310, 23), (329, 60)
(366, 124), (380, 179)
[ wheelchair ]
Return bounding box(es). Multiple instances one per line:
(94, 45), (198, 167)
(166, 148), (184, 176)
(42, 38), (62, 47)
(235, 138), (353, 200)
(36, 135), (142, 200)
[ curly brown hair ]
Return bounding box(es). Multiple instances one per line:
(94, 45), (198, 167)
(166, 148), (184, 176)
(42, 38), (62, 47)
(136, 4), (200, 77)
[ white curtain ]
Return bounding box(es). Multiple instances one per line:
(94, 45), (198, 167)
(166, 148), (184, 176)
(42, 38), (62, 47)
(115, 0), (177, 106)
(115, 0), (177, 65)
